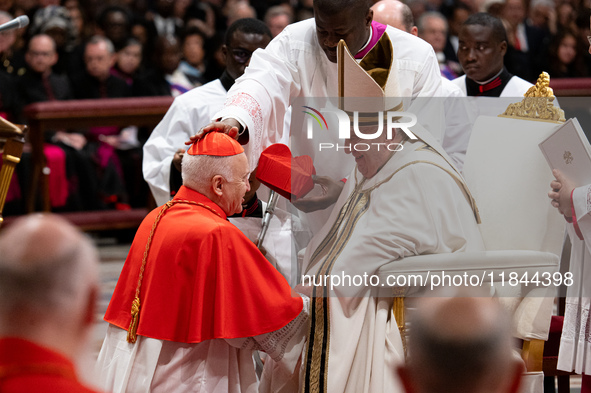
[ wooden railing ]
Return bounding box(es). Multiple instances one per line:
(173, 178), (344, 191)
(22, 96), (174, 223)
(550, 77), (591, 96)
(0, 124), (26, 227)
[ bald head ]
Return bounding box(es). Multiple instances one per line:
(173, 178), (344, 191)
(26, 34), (58, 75)
(371, 0), (417, 35)
(398, 290), (523, 393)
(0, 214), (98, 312)
(417, 12), (448, 53)
(0, 214), (98, 355)
(227, 3), (257, 27)
(182, 150), (251, 216)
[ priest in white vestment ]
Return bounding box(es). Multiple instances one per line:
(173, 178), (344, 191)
(549, 171), (591, 390)
(143, 18), (285, 207)
(451, 13), (532, 121)
(451, 13), (532, 99)
(212, 14), (442, 172)
(197, 0), (443, 234)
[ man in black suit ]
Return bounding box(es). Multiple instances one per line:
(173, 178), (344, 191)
(502, 0), (550, 82)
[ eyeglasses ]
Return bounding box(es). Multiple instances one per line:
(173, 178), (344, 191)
(229, 47), (253, 64)
(221, 172), (250, 185)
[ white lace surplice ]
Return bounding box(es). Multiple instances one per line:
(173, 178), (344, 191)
(96, 297), (310, 393)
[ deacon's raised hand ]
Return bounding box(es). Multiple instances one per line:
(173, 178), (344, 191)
(548, 169), (576, 218)
(186, 119), (242, 146)
(292, 175), (344, 213)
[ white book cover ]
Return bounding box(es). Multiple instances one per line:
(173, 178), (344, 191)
(539, 117), (591, 187)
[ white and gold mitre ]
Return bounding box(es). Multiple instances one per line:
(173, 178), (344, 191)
(336, 35), (402, 117)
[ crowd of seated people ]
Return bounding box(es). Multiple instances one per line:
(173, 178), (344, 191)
(0, 0), (589, 216)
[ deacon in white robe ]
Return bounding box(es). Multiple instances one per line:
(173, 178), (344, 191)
(297, 125), (484, 393)
(213, 18), (443, 179)
(143, 18), (289, 207)
(451, 72), (533, 119)
(450, 13), (534, 123)
(210, 15), (442, 235)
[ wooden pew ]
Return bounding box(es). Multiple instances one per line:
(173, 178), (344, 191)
(22, 96), (173, 229)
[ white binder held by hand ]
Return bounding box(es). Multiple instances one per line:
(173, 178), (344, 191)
(539, 118), (591, 187)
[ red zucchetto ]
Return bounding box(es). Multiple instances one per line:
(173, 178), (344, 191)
(187, 132), (244, 156)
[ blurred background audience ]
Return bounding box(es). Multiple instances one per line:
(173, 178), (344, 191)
(2, 0), (590, 216)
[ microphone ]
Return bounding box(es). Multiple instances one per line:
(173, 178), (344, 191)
(255, 190), (279, 248)
(0, 15), (29, 33)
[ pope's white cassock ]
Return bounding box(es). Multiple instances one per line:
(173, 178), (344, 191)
(296, 125), (485, 393)
(213, 18), (443, 234)
(557, 184), (591, 375)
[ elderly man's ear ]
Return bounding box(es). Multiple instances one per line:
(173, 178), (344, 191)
(212, 175), (224, 197)
(83, 286), (98, 327)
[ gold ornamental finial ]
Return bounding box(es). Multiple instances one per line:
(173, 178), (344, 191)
(524, 71), (553, 97)
(499, 72), (566, 123)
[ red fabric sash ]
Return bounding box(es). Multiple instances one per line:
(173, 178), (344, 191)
(43, 144), (68, 208)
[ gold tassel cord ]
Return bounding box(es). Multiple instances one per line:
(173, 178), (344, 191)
(127, 297), (141, 343)
(126, 199), (222, 343)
